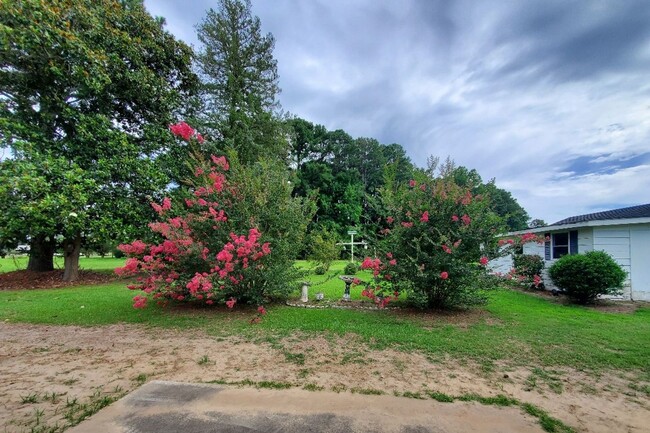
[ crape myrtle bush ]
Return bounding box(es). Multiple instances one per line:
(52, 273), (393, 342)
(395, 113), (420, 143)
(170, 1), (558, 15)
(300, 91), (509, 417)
(356, 175), (507, 310)
(513, 254), (545, 282)
(496, 234), (545, 289)
(116, 122), (314, 309)
(549, 250), (626, 304)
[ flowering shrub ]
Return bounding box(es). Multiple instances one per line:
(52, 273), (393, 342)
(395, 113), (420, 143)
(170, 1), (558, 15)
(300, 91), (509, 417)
(364, 176), (508, 309)
(512, 254), (545, 288)
(116, 122), (314, 309)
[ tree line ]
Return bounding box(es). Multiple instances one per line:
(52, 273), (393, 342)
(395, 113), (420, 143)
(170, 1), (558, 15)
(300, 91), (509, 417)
(0, 0), (530, 281)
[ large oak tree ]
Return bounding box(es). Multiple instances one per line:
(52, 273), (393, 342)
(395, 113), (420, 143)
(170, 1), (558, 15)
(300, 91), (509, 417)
(0, 0), (197, 280)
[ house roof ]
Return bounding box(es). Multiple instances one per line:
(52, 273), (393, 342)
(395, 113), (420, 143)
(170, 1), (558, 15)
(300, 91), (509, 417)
(506, 203), (650, 236)
(552, 203), (650, 226)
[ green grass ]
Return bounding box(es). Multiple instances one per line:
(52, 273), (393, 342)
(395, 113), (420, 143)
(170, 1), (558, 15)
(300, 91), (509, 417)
(0, 256), (125, 273)
(0, 261), (649, 372)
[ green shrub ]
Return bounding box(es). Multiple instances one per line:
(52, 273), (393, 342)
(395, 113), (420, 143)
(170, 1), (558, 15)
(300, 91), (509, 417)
(308, 229), (339, 271)
(513, 254), (544, 280)
(113, 248), (125, 259)
(343, 262), (358, 275)
(314, 265), (327, 275)
(549, 251), (626, 304)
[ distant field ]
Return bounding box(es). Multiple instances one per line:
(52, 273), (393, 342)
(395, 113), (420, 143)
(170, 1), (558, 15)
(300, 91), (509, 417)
(0, 255), (125, 273)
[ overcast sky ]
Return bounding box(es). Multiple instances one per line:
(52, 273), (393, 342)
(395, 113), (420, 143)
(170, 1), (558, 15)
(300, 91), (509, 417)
(145, 0), (650, 224)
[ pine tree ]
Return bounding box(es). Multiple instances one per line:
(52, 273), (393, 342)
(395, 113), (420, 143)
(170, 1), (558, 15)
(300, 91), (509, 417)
(196, 0), (285, 164)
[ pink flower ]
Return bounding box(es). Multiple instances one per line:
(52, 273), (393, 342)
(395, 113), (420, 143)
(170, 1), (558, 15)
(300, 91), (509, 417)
(401, 221), (413, 228)
(480, 256), (489, 266)
(169, 121), (195, 141)
(389, 259), (397, 266)
(409, 179), (417, 187)
(452, 215), (459, 222)
(226, 298), (236, 309)
(533, 275), (542, 288)
(386, 216), (394, 224)
(210, 155), (230, 171)
(420, 211), (429, 223)
(133, 295), (147, 309)
(257, 306), (267, 315)
(419, 184), (426, 191)
(196, 133), (205, 144)
(442, 245), (452, 254)
(440, 271), (449, 280)
(461, 214), (471, 226)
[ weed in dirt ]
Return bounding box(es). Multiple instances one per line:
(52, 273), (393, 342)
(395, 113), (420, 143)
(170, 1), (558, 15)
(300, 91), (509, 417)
(42, 391), (63, 404)
(134, 373), (148, 384)
(197, 355), (211, 366)
(426, 391), (454, 402)
(297, 368), (311, 379)
(401, 391), (426, 399)
(256, 381), (293, 390)
(521, 403), (576, 433)
(340, 351), (368, 365)
(330, 384), (347, 393)
(628, 382), (650, 397)
(20, 393), (39, 404)
(283, 351), (306, 365)
(350, 388), (384, 396)
(62, 378), (78, 386)
(526, 368), (563, 394)
(303, 383), (324, 392)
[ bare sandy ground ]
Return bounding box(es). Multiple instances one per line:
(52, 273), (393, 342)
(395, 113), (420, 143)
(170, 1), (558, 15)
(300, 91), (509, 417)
(1, 323), (648, 433)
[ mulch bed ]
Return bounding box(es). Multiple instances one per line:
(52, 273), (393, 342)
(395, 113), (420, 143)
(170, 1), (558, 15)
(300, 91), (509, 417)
(0, 270), (119, 291)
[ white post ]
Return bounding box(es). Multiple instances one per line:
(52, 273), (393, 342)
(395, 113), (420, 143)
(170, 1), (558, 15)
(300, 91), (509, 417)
(350, 232), (355, 263)
(301, 282), (309, 303)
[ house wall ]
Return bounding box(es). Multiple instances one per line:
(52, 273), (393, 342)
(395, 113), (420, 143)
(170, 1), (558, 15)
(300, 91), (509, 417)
(592, 226), (631, 299)
(629, 224), (650, 301)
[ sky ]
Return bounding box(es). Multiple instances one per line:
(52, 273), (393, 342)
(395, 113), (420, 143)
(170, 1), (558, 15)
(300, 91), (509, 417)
(144, 0), (650, 224)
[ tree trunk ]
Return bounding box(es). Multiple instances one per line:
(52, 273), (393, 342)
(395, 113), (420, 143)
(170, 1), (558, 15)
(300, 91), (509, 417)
(27, 236), (55, 271)
(63, 237), (82, 282)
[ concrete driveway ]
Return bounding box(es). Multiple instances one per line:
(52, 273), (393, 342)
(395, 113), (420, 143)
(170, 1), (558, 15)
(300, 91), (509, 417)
(67, 381), (545, 433)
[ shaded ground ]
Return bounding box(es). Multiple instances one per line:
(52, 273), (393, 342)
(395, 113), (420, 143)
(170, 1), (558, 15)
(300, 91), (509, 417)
(1, 323), (648, 433)
(0, 270), (118, 291)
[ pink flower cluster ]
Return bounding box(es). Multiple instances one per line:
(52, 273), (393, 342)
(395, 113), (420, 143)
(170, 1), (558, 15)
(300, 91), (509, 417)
(115, 148), (271, 312)
(169, 121), (204, 143)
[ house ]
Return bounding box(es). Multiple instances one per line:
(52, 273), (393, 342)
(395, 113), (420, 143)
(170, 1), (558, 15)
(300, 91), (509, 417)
(511, 203), (650, 301)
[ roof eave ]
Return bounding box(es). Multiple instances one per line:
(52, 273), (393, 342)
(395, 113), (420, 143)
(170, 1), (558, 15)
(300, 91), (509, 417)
(506, 217), (650, 236)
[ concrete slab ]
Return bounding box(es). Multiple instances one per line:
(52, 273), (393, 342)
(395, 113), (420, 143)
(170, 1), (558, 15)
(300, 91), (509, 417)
(67, 381), (545, 433)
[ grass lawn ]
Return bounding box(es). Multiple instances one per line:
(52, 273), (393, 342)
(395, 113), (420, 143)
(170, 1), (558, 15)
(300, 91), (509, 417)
(0, 259), (648, 373)
(0, 255), (125, 273)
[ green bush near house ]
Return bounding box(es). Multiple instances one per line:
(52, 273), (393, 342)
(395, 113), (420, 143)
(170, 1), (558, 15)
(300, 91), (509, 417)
(549, 251), (626, 304)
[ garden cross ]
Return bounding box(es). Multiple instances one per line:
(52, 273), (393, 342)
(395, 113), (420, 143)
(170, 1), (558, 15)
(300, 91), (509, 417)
(336, 231), (367, 263)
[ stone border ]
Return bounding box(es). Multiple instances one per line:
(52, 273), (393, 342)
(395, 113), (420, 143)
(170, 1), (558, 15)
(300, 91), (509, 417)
(285, 300), (400, 310)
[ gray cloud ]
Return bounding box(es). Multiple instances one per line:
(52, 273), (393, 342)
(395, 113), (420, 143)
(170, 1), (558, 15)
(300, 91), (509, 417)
(145, 0), (650, 223)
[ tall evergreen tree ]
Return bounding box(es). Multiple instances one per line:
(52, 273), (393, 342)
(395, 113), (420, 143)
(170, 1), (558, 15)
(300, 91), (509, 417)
(196, 0), (284, 164)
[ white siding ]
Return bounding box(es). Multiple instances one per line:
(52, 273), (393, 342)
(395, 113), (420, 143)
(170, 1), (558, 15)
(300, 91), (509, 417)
(593, 226), (631, 299)
(630, 224), (650, 301)
(577, 227), (593, 253)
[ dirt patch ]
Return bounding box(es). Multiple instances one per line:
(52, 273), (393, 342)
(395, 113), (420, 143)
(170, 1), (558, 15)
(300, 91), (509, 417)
(0, 270), (118, 291)
(1, 323), (648, 433)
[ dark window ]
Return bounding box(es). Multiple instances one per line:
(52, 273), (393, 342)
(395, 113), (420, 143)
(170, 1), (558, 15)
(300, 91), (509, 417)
(552, 232), (569, 259)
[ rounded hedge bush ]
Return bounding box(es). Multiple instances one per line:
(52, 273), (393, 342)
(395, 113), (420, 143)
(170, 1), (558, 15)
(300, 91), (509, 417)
(548, 251), (626, 304)
(343, 262), (358, 275)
